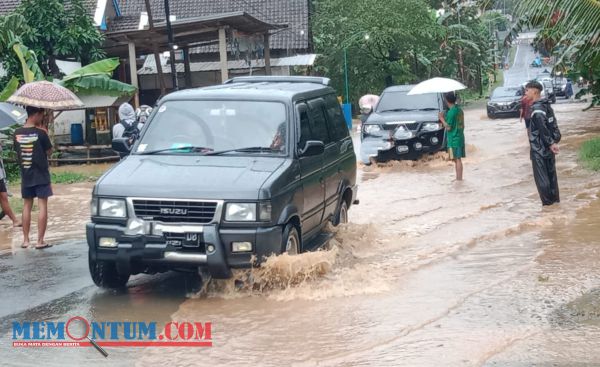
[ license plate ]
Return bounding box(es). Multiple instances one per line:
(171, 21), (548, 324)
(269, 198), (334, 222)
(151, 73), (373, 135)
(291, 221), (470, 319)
(182, 233), (202, 248)
(164, 232), (202, 247)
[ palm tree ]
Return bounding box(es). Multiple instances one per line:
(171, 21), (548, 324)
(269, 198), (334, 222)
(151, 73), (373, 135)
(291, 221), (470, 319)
(514, 0), (600, 105)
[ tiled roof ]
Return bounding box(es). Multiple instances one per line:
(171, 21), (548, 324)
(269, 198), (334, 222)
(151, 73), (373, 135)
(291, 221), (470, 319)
(113, 0), (309, 51)
(0, 0), (22, 15)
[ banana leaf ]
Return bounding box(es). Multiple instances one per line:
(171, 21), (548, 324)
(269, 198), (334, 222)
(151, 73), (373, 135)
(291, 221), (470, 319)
(12, 43), (44, 83)
(61, 58), (121, 83)
(65, 74), (137, 97)
(0, 76), (19, 102)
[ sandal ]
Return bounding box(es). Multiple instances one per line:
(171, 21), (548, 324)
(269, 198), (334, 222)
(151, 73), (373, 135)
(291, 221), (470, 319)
(21, 242), (30, 249)
(35, 243), (53, 250)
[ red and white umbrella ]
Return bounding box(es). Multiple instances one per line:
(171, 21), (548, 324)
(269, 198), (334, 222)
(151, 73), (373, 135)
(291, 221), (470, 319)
(8, 81), (84, 110)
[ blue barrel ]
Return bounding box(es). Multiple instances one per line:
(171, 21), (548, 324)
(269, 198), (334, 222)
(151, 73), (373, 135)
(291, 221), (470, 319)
(342, 103), (352, 130)
(70, 123), (84, 145)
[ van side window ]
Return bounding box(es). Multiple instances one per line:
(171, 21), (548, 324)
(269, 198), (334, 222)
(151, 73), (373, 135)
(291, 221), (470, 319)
(297, 104), (312, 149)
(307, 99), (331, 144)
(324, 94), (349, 140)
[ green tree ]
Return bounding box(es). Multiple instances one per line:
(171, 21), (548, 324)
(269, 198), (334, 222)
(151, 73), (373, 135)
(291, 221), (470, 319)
(1, 0), (105, 82)
(312, 0), (441, 102)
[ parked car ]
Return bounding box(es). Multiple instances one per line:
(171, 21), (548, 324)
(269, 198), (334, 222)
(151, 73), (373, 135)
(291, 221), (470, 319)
(487, 86), (522, 119)
(541, 80), (556, 104)
(88, 76), (358, 288)
(553, 76), (568, 98)
(360, 85), (446, 163)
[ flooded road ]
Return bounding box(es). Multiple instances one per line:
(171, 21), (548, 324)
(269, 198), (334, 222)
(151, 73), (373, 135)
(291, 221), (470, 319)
(2, 44), (600, 365)
(1, 100), (599, 366)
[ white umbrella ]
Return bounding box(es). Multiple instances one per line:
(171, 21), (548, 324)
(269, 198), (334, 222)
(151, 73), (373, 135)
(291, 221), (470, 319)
(407, 77), (467, 95)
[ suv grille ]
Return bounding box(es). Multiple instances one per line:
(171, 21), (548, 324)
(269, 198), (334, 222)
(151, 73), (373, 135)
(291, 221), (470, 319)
(132, 199), (218, 223)
(384, 122), (420, 131)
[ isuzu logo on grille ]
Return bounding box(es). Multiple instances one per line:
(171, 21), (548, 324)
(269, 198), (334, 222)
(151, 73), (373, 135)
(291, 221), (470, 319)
(160, 208), (188, 215)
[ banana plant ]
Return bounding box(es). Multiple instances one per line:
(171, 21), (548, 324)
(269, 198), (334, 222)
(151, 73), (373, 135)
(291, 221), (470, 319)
(59, 58), (137, 97)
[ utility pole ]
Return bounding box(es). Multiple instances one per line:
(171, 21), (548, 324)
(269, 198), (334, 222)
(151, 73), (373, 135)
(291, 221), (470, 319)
(164, 0), (178, 91)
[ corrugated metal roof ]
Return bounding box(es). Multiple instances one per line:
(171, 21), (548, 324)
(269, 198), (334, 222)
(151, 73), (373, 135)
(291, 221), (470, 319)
(138, 54), (317, 75)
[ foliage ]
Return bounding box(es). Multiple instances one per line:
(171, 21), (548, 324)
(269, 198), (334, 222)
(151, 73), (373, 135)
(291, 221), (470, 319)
(579, 137), (600, 171)
(59, 58), (137, 97)
(1, 125), (21, 182)
(51, 171), (93, 184)
(312, 0), (499, 105)
(515, 0), (600, 107)
(0, 0), (105, 90)
(0, 77), (19, 102)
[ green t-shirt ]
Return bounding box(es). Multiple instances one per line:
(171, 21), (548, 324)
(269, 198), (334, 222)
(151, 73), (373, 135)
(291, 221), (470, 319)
(445, 105), (465, 148)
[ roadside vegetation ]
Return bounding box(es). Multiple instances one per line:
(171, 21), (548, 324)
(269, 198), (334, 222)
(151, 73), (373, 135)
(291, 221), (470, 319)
(579, 137), (600, 171)
(312, 0), (509, 104)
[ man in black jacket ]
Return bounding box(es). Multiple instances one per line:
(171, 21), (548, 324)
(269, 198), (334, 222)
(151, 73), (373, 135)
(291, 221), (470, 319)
(525, 81), (560, 206)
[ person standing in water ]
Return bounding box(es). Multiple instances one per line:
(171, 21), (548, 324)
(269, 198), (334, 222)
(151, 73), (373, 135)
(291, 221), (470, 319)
(439, 92), (465, 181)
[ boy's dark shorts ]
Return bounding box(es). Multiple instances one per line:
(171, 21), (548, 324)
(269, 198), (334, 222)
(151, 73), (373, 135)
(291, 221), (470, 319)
(0, 179), (6, 193)
(22, 184), (53, 199)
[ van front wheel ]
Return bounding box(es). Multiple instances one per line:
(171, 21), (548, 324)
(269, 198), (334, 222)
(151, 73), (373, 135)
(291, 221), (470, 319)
(281, 224), (300, 255)
(89, 253), (130, 289)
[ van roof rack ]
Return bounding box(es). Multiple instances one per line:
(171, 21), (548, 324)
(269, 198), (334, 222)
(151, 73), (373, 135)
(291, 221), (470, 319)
(224, 76), (331, 86)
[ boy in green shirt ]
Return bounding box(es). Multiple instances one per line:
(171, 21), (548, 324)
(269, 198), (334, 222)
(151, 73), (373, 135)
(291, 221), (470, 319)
(438, 92), (465, 181)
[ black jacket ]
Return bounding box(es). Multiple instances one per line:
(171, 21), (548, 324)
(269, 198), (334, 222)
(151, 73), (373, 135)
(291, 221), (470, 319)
(529, 98), (556, 158)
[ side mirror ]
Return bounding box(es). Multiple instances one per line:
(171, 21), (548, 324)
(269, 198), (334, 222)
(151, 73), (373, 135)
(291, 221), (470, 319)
(112, 138), (131, 155)
(299, 140), (325, 157)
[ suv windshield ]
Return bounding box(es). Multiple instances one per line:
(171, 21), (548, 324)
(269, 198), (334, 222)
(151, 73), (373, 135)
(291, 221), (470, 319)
(376, 91), (438, 112)
(135, 100), (287, 155)
(492, 88), (519, 98)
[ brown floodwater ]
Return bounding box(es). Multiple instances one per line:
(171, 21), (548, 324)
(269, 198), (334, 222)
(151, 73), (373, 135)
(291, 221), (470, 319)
(2, 103), (600, 366)
(131, 102), (600, 366)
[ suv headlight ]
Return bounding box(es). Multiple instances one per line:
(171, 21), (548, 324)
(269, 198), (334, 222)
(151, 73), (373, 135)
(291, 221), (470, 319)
(225, 203), (256, 221)
(422, 122), (441, 132)
(363, 124), (383, 135)
(98, 198), (127, 218)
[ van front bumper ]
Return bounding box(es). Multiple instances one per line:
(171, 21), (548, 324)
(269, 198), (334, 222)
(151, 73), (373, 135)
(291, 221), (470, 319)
(87, 222), (283, 279)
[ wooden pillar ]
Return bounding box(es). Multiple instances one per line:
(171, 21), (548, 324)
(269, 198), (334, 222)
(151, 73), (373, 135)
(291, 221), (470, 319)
(264, 32), (271, 75)
(219, 27), (229, 82)
(128, 41), (140, 108)
(183, 47), (192, 88)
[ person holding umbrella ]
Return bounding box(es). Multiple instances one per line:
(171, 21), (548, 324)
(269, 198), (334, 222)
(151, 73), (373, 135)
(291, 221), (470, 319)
(8, 81), (83, 249)
(408, 77), (467, 181)
(438, 92), (465, 181)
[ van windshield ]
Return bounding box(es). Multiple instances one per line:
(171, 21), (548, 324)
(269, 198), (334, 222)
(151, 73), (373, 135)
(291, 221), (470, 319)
(135, 100), (288, 155)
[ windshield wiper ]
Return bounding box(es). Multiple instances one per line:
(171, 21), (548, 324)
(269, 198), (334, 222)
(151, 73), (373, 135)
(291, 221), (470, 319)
(417, 108), (439, 111)
(205, 146), (280, 156)
(380, 108), (415, 112)
(137, 146), (212, 155)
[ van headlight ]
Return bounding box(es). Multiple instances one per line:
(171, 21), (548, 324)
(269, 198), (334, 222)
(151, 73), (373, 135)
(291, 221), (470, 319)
(98, 198), (127, 218)
(225, 203), (256, 221)
(422, 122), (441, 131)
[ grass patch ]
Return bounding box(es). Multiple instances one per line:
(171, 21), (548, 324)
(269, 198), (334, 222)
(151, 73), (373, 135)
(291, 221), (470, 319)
(51, 171), (94, 184)
(579, 137), (600, 171)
